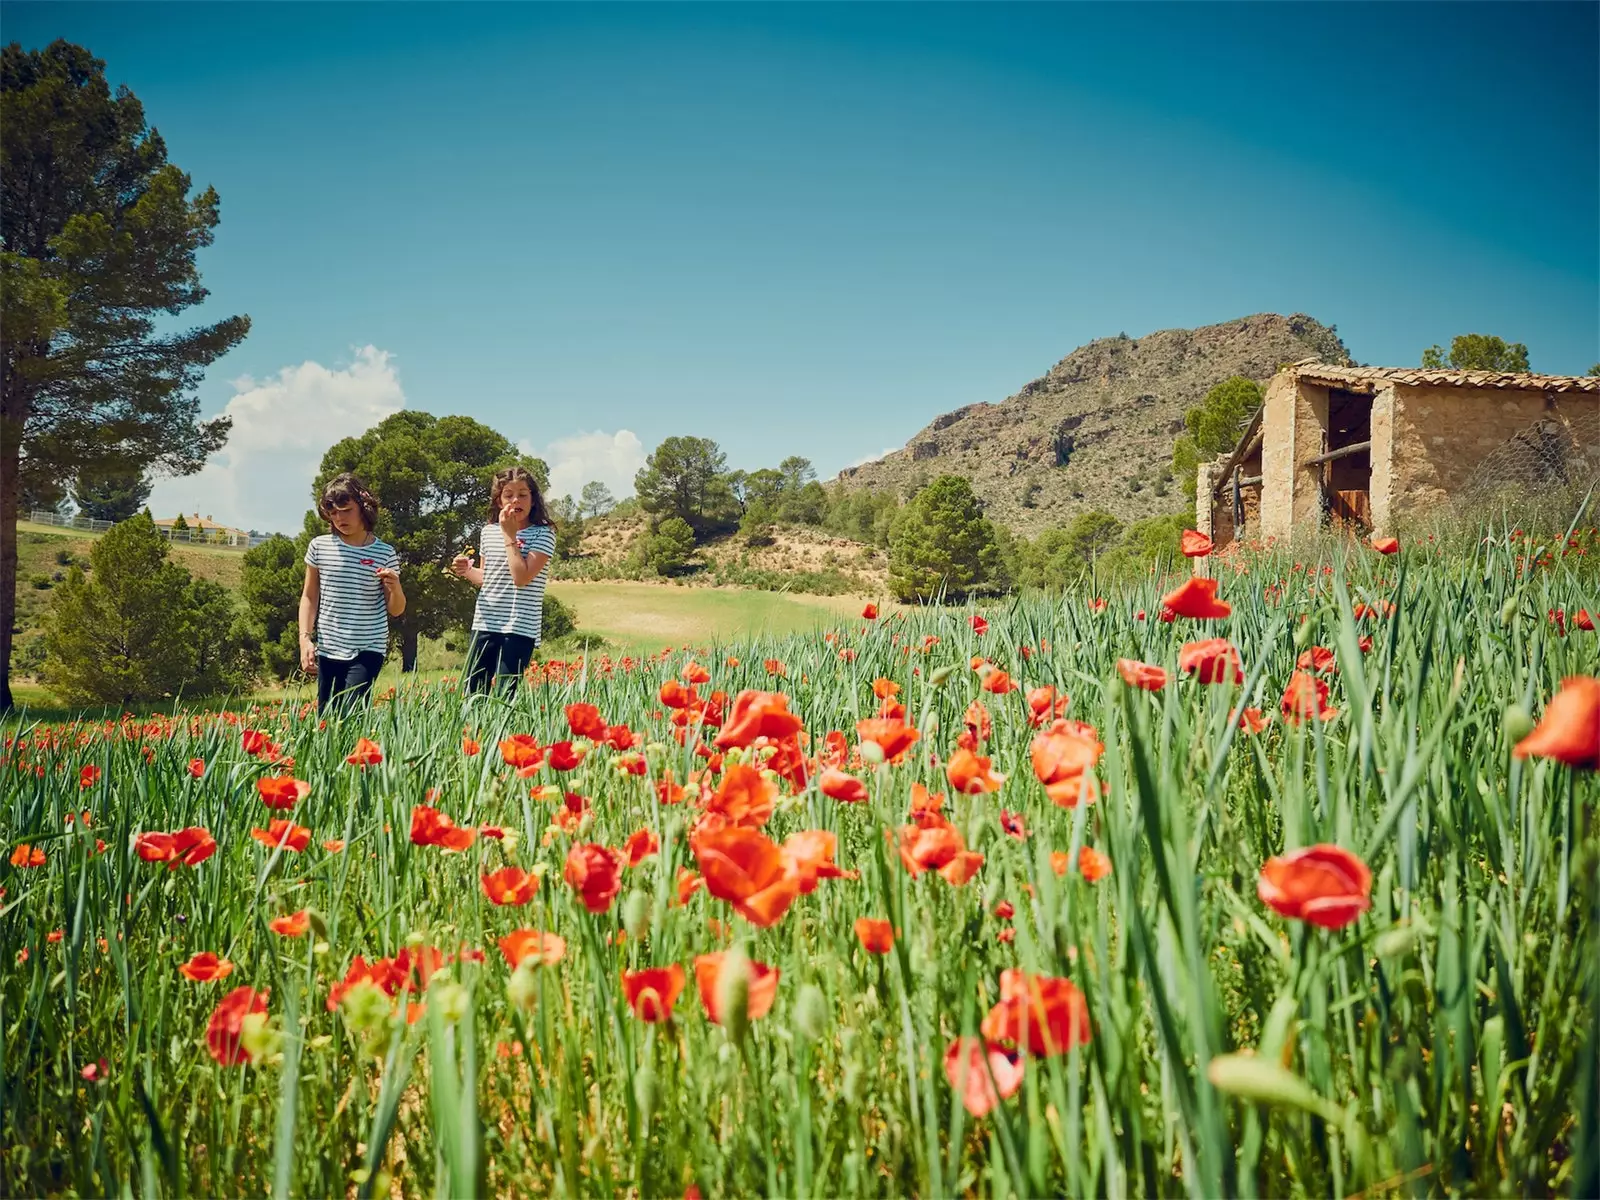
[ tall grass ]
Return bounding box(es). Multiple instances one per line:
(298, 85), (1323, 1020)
(2, 531), (1595, 1197)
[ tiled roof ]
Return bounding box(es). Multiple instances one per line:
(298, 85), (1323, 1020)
(1289, 362), (1600, 393)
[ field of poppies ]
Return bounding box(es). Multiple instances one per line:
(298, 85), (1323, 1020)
(3, 529), (1597, 1199)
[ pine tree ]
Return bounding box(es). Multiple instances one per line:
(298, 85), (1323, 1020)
(887, 476), (1008, 602)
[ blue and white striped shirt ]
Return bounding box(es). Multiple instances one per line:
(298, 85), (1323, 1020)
(472, 523), (556, 642)
(304, 534), (399, 660)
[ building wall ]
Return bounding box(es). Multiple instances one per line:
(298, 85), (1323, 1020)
(1259, 374), (1299, 540)
(1369, 385), (1396, 534)
(1389, 384), (1572, 514)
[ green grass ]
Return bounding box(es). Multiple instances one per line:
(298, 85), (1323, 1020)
(3, 532), (1596, 1197)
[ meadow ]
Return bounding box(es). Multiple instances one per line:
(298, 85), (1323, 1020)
(2, 529), (1597, 1198)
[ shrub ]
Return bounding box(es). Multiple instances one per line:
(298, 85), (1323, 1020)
(887, 475), (1009, 603)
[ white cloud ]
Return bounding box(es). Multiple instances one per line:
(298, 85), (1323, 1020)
(845, 446), (902, 470)
(521, 430), (647, 504)
(148, 347), (405, 534)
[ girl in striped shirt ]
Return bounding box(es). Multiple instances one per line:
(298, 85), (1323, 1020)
(451, 466), (557, 697)
(298, 473), (406, 714)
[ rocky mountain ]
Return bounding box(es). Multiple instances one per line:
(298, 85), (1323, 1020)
(835, 313), (1352, 534)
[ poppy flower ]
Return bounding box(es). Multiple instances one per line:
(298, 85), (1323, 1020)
(781, 829), (849, 894)
(187, 758), (206, 778)
(1030, 719), (1104, 801)
(856, 718), (920, 763)
(705, 763), (776, 827)
(1179, 638), (1244, 685)
(854, 918), (895, 954)
(323, 839), (346, 854)
(624, 827), (660, 866)
(970, 614), (989, 635)
(962, 701), (993, 745)
(241, 730), (278, 759)
(1078, 847), (1112, 882)
(897, 822), (966, 876)
(461, 736), (481, 756)
(1117, 659), (1168, 692)
(1281, 672), (1338, 723)
(999, 810), (1029, 840)
(606, 723), (639, 751)
(171, 827), (217, 867)
(250, 820), (311, 853)
(1239, 707), (1270, 734)
(498, 929), (566, 968)
(940, 850), (985, 886)
(269, 910), (310, 937)
(1025, 686), (1070, 727)
(499, 734), (544, 771)
(180, 952), (235, 982)
(410, 805), (476, 851)
(563, 843), (624, 913)
(482, 867), (539, 906)
(345, 738), (383, 767)
(713, 690), (803, 749)
(1513, 676), (1600, 769)
(676, 867), (704, 906)
(944, 1037), (1025, 1118)
(1181, 529), (1214, 558)
(622, 964), (687, 1022)
(547, 741), (587, 771)
(206, 986), (269, 1066)
(9, 844), (45, 868)
(862, 603), (878, 620)
(1258, 844), (1371, 928)
(819, 768), (869, 803)
(79, 765), (101, 789)
(1160, 576), (1232, 619)
(980, 968), (1091, 1056)
(1296, 646), (1337, 675)
(871, 677), (899, 700)
(257, 775), (310, 811)
(1087, 597), (1108, 613)
(980, 669), (1017, 695)
(565, 703), (608, 740)
(693, 826), (799, 927)
(1371, 535), (1400, 554)
(694, 951), (779, 1025)
(946, 747), (1004, 794)
(1577, 610), (1595, 632)
(659, 679), (697, 710)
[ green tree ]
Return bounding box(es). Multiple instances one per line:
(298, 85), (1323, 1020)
(170, 512), (188, 533)
(887, 475), (1008, 603)
(639, 516), (697, 576)
(634, 436), (737, 537)
(1421, 334), (1530, 373)
(579, 481), (616, 519)
(315, 411), (547, 672)
(184, 574), (251, 696)
(1, 41), (250, 709)
(238, 532), (309, 679)
(43, 513), (197, 703)
(548, 494), (584, 559)
(1587, 364), (1599, 378)
(823, 486), (899, 547)
(71, 466), (152, 523)
(1171, 376), (1264, 498)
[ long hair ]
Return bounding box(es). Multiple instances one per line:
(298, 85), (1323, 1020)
(318, 472), (380, 530)
(488, 465), (553, 526)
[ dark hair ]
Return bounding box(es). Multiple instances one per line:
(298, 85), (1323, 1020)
(318, 472), (380, 530)
(488, 465), (553, 526)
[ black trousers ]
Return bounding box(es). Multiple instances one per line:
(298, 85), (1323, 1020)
(316, 651), (385, 714)
(464, 631), (535, 697)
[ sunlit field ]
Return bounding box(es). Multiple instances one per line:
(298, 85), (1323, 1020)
(3, 531), (1597, 1198)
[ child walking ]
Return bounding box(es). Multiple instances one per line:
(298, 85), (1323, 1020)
(451, 465), (557, 697)
(299, 473), (406, 714)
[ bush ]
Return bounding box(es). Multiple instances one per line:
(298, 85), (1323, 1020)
(30, 574), (52, 590)
(887, 475), (1009, 603)
(639, 517), (697, 576)
(542, 592), (578, 643)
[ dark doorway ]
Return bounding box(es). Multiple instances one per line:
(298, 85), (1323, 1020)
(1323, 389), (1372, 531)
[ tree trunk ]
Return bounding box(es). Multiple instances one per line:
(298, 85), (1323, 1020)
(401, 625), (419, 673)
(0, 440), (20, 711)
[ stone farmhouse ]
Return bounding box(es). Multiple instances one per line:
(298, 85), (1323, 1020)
(1195, 361), (1600, 549)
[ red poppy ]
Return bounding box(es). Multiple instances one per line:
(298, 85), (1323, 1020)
(1160, 576), (1232, 619)
(980, 968), (1091, 1056)
(606, 723), (639, 750)
(1239, 707), (1270, 734)
(1371, 535), (1400, 555)
(1179, 638), (1244, 685)
(675, 867), (704, 906)
(187, 758), (206, 778)
(323, 839), (346, 854)
(269, 910), (310, 937)
(9, 844), (45, 868)
(981, 669), (1017, 695)
(940, 850), (985, 886)
(546, 740), (587, 771)
(705, 763), (776, 828)
(1576, 610), (1595, 632)
(180, 952), (235, 982)
(1181, 529), (1214, 558)
(944, 1036), (1025, 1118)
(1117, 659), (1168, 692)
(257, 775), (310, 810)
(1296, 645), (1337, 675)
(1078, 847), (1112, 882)
(206, 986), (269, 1066)
(624, 827), (660, 866)
(862, 603), (878, 620)
(79, 764), (101, 789)
(856, 717), (920, 763)
(461, 736), (481, 756)
(819, 768), (869, 803)
(1258, 844), (1371, 928)
(498, 929), (566, 968)
(781, 829), (849, 894)
(694, 952), (779, 1024)
(1030, 719), (1104, 804)
(871, 677), (900, 700)
(241, 729), (278, 759)
(693, 826), (798, 927)
(659, 679), (697, 710)
(970, 614), (989, 635)
(482, 867), (539, 906)
(713, 690), (803, 749)
(897, 822), (966, 876)
(345, 737), (383, 767)
(999, 810), (1029, 840)
(1025, 686), (1070, 727)
(565, 702), (608, 739)
(1280, 671), (1338, 723)
(854, 917), (894, 954)
(622, 964), (687, 1022)
(410, 804), (476, 851)
(563, 843), (624, 913)
(499, 734), (544, 771)
(946, 747), (1003, 794)
(250, 820), (311, 853)
(1513, 676), (1600, 769)
(171, 827), (217, 867)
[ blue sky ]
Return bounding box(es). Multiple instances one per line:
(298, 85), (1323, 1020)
(7, 2), (1598, 533)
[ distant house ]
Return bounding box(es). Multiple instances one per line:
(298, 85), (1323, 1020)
(153, 512), (252, 546)
(1196, 361), (1600, 549)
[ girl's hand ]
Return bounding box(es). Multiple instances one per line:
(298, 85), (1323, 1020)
(498, 505), (523, 538)
(299, 637), (318, 675)
(450, 554), (472, 577)
(375, 566), (401, 591)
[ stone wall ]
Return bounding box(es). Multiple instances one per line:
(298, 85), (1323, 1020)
(1259, 374), (1300, 540)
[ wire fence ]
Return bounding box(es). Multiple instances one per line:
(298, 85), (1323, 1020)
(25, 509), (274, 551)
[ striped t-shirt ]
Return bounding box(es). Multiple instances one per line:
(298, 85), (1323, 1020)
(472, 522), (557, 641)
(304, 534), (399, 660)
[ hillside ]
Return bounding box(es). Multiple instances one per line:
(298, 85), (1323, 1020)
(836, 313), (1352, 534)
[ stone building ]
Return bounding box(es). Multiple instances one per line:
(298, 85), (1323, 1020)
(1195, 361), (1600, 548)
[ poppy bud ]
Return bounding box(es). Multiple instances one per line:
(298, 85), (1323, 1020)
(1499, 596), (1519, 626)
(1206, 1053), (1345, 1124)
(341, 980), (392, 1038)
(623, 889), (652, 940)
(1502, 704), (1535, 746)
(507, 960), (540, 1011)
(536, 785), (563, 803)
(842, 1061), (864, 1105)
(716, 946), (752, 1046)
(858, 740), (885, 766)
(633, 1064), (656, 1124)
(928, 665), (956, 688)
(430, 980), (469, 1025)
(239, 1011), (281, 1064)
(794, 983), (828, 1043)
(1374, 924), (1423, 960)
(1293, 620), (1314, 651)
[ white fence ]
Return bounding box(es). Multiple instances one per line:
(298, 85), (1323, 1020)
(26, 509), (274, 551)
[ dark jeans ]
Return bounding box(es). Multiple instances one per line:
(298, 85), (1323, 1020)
(464, 631), (535, 697)
(316, 651), (385, 715)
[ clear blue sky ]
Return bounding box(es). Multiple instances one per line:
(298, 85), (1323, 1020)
(6, 2), (1598, 532)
